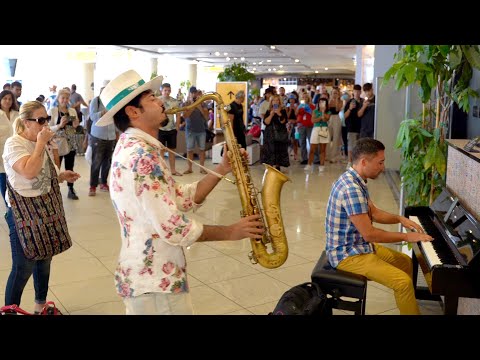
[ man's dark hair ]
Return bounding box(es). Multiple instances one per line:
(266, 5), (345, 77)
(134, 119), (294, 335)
(113, 90), (151, 132)
(352, 138), (385, 163)
(353, 84), (362, 91)
(363, 83), (372, 91)
(3, 83), (10, 90)
(11, 81), (22, 88)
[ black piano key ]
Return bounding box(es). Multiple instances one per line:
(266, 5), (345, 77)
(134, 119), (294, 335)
(417, 215), (459, 265)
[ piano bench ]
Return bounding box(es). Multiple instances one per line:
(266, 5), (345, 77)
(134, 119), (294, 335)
(311, 251), (368, 315)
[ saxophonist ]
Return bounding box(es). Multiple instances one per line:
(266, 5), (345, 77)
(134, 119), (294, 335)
(95, 70), (264, 315)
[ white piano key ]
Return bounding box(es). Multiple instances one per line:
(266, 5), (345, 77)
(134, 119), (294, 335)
(409, 216), (442, 267)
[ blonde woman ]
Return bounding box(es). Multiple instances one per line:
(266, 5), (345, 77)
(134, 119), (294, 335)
(0, 90), (19, 205)
(48, 88), (80, 200)
(261, 94), (290, 171)
(2, 101), (79, 313)
(326, 87), (344, 163)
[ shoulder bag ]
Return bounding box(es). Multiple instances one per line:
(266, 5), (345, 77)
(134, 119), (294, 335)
(6, 152), (72, 260)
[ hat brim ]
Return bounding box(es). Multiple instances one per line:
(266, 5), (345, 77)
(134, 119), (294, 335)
(96, 75), (164, 127)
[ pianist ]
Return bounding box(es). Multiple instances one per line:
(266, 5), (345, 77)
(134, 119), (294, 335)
(325, 138), (433, 315)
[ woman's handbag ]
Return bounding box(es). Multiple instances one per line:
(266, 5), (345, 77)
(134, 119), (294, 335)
(318, 126), (329, 139)
(6, 153), (72, 260)
(54, 133), (70, 156)
(273, 124), (289, 143)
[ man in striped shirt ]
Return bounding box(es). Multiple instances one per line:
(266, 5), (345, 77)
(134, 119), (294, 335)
(325, 138), (433, 315)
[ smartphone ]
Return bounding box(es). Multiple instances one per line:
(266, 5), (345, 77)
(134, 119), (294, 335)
(300, 100), (306, 104)
(273, 104), (279, 110)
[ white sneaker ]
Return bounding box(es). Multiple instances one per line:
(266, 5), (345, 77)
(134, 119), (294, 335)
(346, 162), (352, 170)
(304, 164), (312, 171)
(318, 166), (325, 172)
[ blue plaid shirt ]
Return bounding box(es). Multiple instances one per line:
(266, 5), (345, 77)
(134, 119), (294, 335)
(325, 168), (374, 268)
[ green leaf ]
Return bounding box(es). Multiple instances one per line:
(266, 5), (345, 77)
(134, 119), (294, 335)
(462, 45), (480, 69)
(404, 64), (416, 84)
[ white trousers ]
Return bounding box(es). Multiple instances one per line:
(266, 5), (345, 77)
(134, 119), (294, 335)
(123, 292), (194, 315)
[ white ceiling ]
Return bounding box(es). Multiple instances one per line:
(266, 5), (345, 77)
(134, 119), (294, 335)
(117, 45), (357, 76)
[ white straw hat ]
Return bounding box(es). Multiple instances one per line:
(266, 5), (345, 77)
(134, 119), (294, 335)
(96, 70), (163, 127)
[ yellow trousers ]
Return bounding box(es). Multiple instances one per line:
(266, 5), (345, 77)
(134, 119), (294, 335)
(337, 244), (420, 315)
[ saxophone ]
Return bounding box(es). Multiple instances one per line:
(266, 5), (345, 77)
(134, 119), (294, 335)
(166, 92), (290, 269)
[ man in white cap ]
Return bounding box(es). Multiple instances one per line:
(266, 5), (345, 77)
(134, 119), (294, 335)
(95, 70), (264, 315)
(87, 80), (117, 197)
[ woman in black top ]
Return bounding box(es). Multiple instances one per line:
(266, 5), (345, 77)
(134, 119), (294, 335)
(261, 95), (290, 171)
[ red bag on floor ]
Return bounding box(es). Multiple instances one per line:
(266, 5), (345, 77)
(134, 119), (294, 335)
(248, 124), (261, 138)
(0, 301), (62, 315)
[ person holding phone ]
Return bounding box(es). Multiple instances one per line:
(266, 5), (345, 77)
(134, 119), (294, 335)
(48, 88), (80, 200)
(295, 92), (315, 165)
(304, 98), (331, 172)
(261, 94), (289, 171)
(227, 90), (247, 150)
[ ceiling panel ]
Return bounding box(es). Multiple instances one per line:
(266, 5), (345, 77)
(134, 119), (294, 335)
(118, 45), (357, 76)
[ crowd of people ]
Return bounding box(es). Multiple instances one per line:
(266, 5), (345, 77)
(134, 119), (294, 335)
(1, 74), (433, 316)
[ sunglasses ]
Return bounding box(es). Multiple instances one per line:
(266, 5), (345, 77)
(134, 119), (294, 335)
(26, 116), (51, 125)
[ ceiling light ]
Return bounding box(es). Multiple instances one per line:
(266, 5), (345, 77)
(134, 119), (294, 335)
(325, 67), (329, 70)
(240, 57), (245, 61)
(226, 57), (230, 61)
(253, 67), (256, 71)
(284, 78), (287, 81)
(157, 48), (163, 52)
(273, 68), (276, 71)
(294, 59), (300, 63)
(253, 62), (256, 65)
(259, 61), (263, 65)
(270, 45), (276, 49)
(267, 59), (271, 62)
(315, 70), (319, 73)
(234, 57), (237, 60)
(223, 52), (228, 56)
(268, 68), (272, 71)
(215, 51), (220, 56)
(279, 65), (283, 68)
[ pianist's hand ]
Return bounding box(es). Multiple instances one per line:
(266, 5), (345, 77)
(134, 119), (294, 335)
(405, 232), (433, 243)
(400, 217), (425, 234)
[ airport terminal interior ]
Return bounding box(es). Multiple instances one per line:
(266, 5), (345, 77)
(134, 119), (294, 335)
(0, 155), (444, 315)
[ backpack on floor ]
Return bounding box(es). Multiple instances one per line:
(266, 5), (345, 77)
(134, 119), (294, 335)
(269, 282), (332, 315)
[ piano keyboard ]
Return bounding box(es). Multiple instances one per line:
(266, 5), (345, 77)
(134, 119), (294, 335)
(409, 216), (442, 267)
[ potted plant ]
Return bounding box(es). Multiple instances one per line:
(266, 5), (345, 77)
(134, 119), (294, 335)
(383, 45), (480, 207)
(217, 62), (256, 82)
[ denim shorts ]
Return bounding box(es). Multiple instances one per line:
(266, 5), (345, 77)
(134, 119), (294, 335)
(186, 131), (206, 151)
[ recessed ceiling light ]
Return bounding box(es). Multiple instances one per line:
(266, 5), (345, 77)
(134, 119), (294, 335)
(295, 59), (300, 63)
(325, 67), (329, 70)
(315, 70), (319, 73)
(234, 57), (237, 60)
(284, 78), (287, 80)
(268, 68), (272, 71)
(223, 52), (228, 56)
(270, 45), (276, 49)
(215, 51), (220, 56)
(253, 67), (256, 71)
(259, 61), (263, 65)
(267, 59), (271, 62)
(240, 57), (245, 61)
(273, 68), (276, 71)
(226, 57), (230, 61)
(253, 62), (256, 65)
(279, 65), (283, 68)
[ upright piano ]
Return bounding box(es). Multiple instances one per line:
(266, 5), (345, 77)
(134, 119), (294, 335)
(405, 188), (480, 315)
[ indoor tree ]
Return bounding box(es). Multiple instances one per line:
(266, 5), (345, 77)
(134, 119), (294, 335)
(383, 45), (480, 206)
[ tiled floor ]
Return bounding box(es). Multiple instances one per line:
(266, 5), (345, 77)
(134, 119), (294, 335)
(0, 152), (444, 315)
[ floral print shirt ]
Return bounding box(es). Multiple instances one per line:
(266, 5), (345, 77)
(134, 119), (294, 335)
(110, 127), (204, 298)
